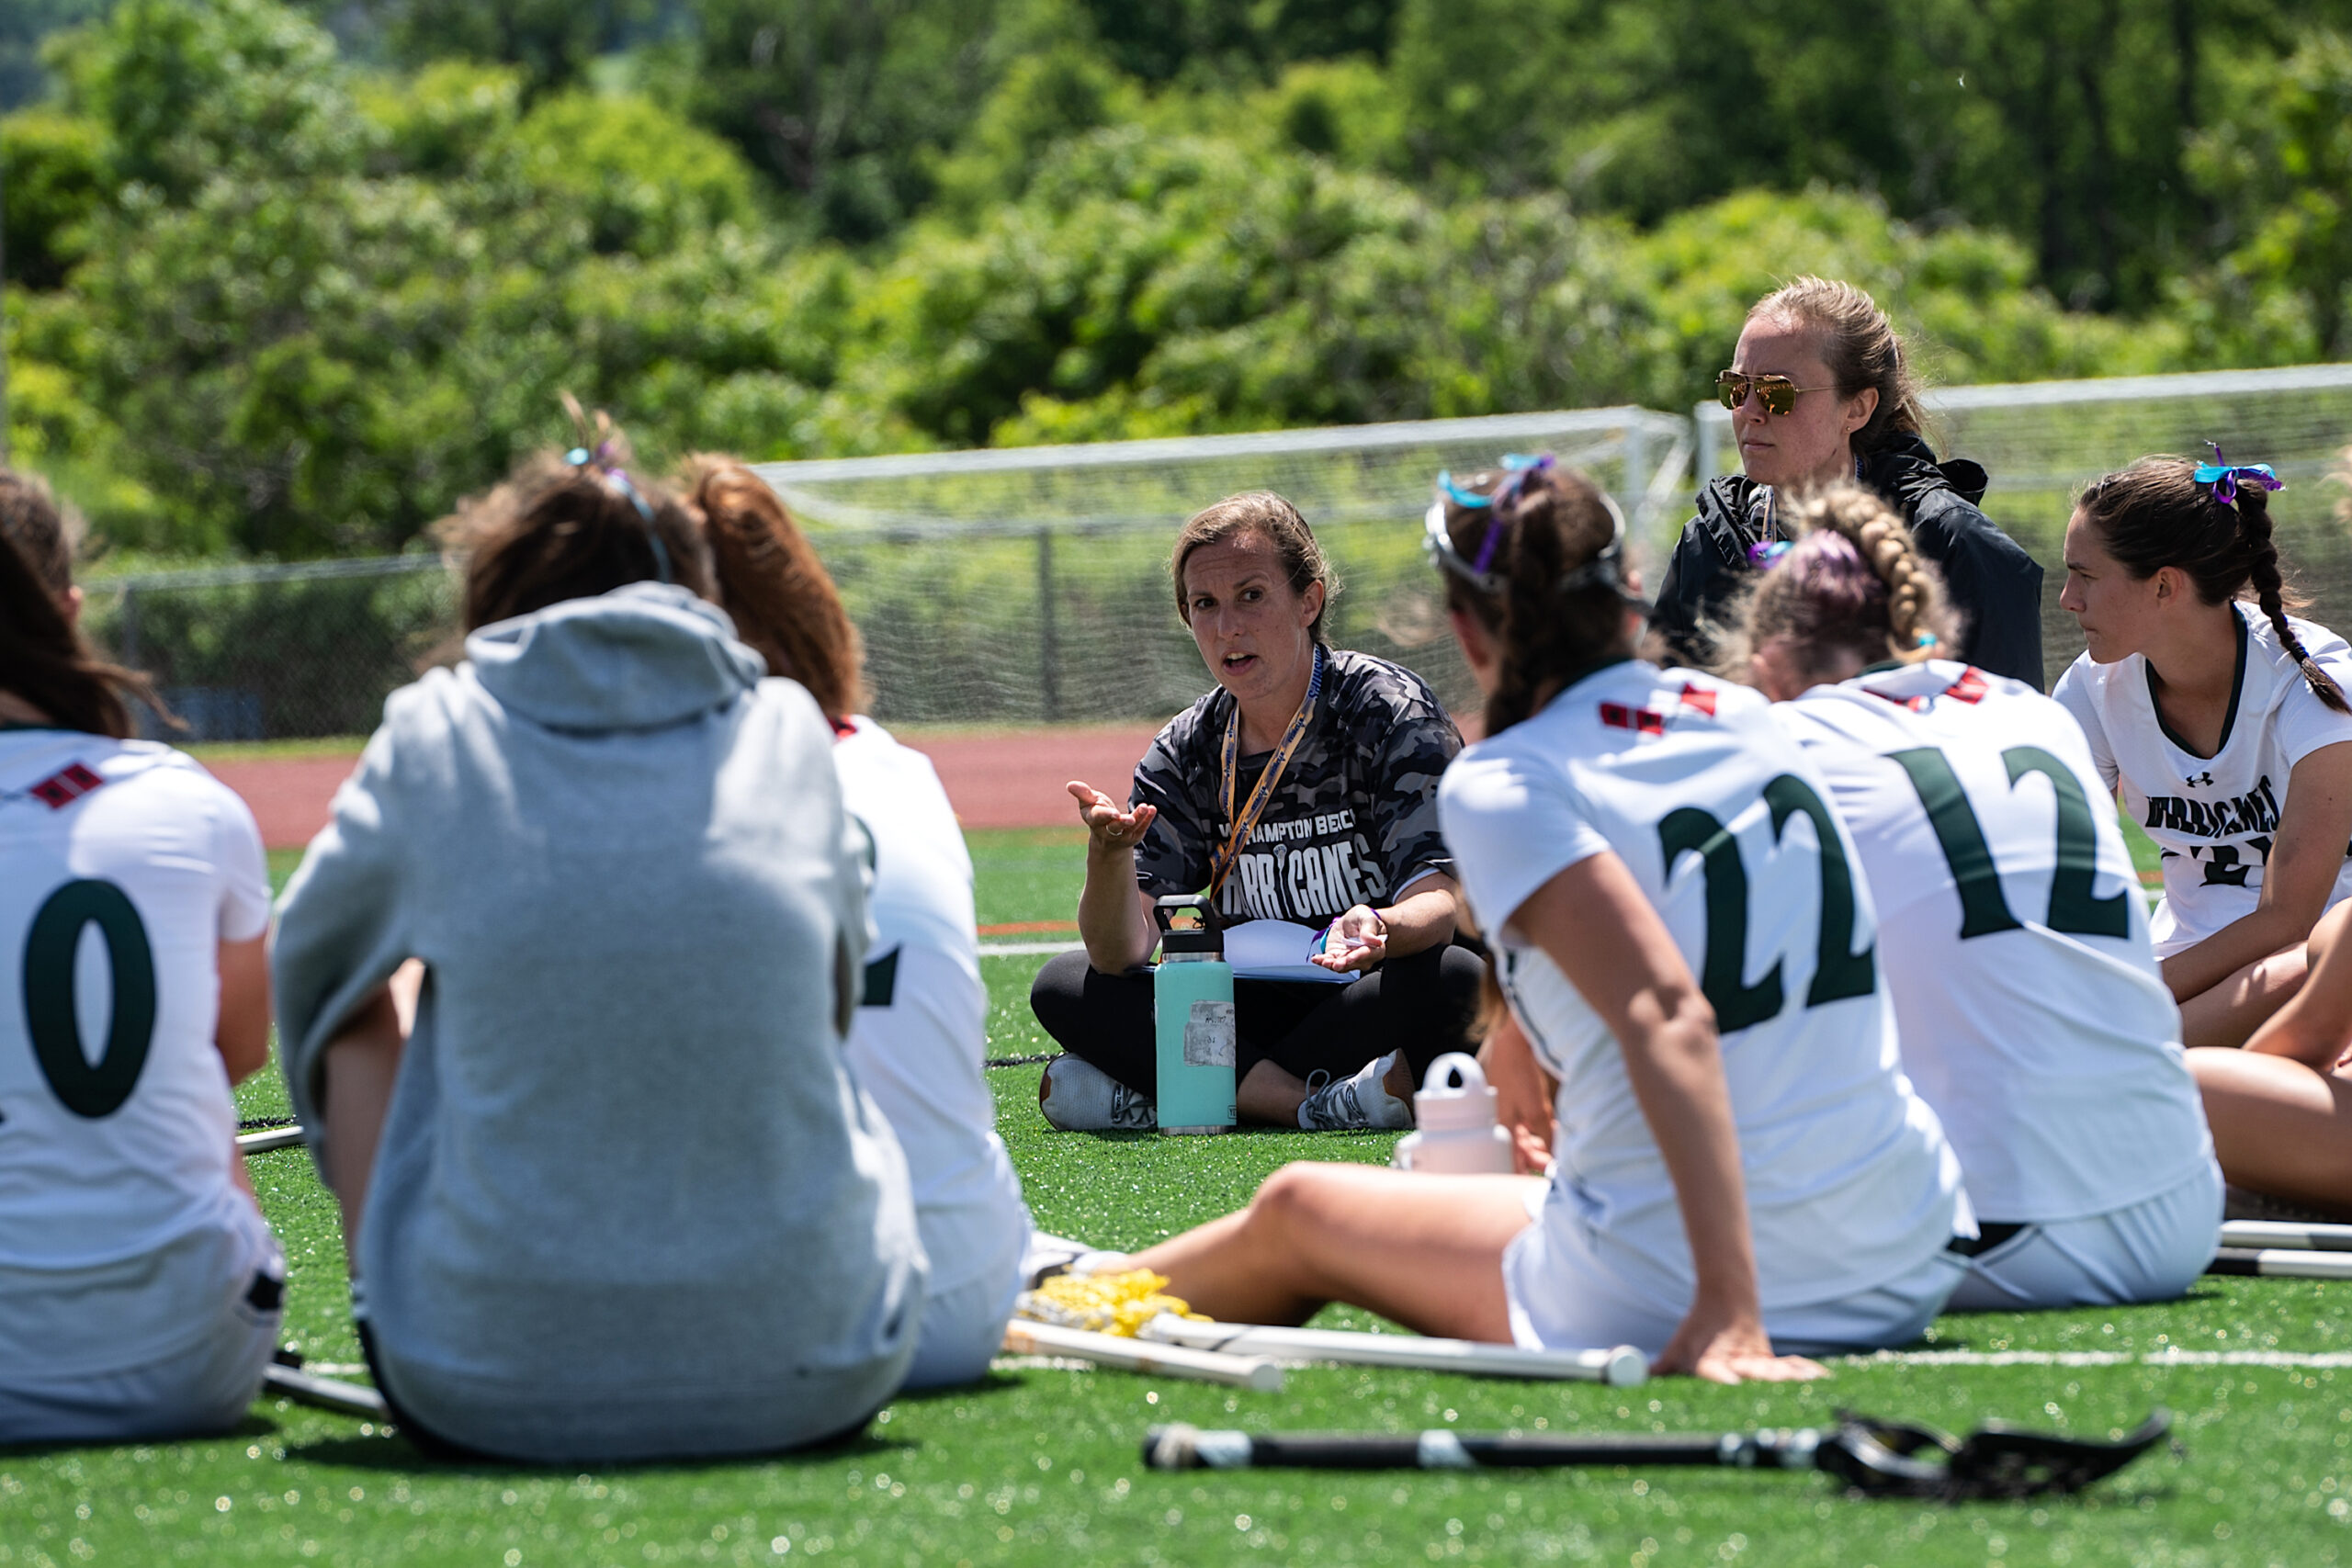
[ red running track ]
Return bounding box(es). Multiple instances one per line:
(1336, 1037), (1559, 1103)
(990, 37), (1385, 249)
(211, 724), (1162, 851)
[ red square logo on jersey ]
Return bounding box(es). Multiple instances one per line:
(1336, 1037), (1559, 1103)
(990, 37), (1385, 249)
(29, 762), (104, 810)
(1600, 702), (1667, 736)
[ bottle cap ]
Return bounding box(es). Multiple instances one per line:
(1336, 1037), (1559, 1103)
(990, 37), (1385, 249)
(1414, 1052), (1499, 1133)
(1154, 894), (1224, 956)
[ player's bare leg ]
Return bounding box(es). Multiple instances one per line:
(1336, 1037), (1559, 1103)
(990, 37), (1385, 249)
(2178, 943), (2310, 1047)
(2190, 1046), (2352, 1215)
(1130, 1162), (1540, 1338)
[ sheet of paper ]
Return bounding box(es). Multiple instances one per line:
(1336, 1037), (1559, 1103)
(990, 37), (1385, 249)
(1223, 919), (1358, 984)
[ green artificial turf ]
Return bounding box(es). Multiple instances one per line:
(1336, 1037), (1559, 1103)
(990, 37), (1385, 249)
(14, 835), (2344, 1566)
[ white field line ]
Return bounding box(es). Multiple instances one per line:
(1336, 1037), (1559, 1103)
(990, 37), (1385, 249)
(978, 939), (1082, 957)
(999, 1347), (2352, 1376)
(993, 1356), (1102, 1373)
(1846, 1348), (2352, 1370)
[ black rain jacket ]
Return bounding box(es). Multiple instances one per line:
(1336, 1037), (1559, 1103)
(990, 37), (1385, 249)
(1650, 433), (2047, 689)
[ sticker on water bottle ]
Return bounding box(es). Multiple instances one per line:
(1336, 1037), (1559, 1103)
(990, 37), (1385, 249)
(1182, 999), (1237, 1066)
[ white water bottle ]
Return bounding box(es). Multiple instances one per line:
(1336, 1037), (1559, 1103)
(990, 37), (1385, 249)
(1391, 1053), (1514, 1175)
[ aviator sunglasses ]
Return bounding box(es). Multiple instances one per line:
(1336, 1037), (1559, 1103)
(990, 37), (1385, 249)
(1715, 370), (1831, 417)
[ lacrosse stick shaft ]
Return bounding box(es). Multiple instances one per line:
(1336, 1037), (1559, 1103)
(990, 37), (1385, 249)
(1002, 1321), (1284, 1391)
(2209, 1246), (2352, 1280)
(238, 1126), (306, 1155)
(2221, 1220), (2352, 1253)
(1143, 1423), (1815, 1472)
(1140, 1314), (1646, 1385)
(263, 1363), (389, 1418)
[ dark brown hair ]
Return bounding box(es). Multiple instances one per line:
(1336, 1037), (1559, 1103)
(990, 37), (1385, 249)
(1718, 484), (1959, 689)
(1170, 492), (1339, 643)
(0, 469), (77, 598)
(2078, 455), (2347, 713)
(439, 423), (712, 633)
(1438, 464), (1634, 738)
(678, 454), (865, 721)
(0, 521), (162, 739)
(1749, 276), (1926, 457)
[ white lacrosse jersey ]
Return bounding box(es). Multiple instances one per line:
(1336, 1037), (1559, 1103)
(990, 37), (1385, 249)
(2053, 604), (2352, 957)
(1439, 661), (1962, 1321)
(0, 728), (272, 1372)
(1778, 661), (2212, 1222)
(833, 717), (1028, 1298)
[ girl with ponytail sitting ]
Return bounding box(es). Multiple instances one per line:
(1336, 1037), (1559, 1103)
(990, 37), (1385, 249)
(684, 455), (1034, 1390)
(2053, 455), (2352, 1046)
(1737, 486), (2220, 1310)
(0, 476), (284, 1443)
(273, 423), (922, 1463)
(1114, 460), (1965, 1376)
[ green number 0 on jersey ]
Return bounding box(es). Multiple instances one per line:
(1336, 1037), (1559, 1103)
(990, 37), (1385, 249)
(1657, 773), (1877, 1034)
(21, 878), (158, 1119)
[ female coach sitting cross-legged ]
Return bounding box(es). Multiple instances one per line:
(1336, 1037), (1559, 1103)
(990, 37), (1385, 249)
(1030, 492), (1484, 1132)
(273, 420), (923, 1465)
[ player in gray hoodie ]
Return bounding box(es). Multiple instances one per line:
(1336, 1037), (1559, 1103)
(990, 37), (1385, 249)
(274, 445), (923, 1464)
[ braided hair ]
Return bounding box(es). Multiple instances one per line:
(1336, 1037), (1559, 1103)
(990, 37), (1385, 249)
(1436, 464), (1633, 739)
(2078, 455), (2347, 714)
(1717, 484), (1961, 689)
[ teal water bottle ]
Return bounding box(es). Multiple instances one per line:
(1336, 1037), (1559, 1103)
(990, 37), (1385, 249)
(1153, 895), (1237, 1134)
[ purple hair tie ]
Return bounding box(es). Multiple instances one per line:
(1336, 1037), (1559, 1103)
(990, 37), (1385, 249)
(2193, 443), (2284, 508)
(1464, 453), (1555, 576)
(1747, 539), (1792, 570)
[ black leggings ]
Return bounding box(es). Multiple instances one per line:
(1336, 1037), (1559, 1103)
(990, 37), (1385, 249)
(1028, 942), (1487, 1100)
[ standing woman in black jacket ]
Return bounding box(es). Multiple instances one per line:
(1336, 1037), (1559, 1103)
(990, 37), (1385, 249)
(1653, 276), (2047, 687)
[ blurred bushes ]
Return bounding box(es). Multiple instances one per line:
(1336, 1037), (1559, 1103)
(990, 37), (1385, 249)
(1, 0), (2342, 565)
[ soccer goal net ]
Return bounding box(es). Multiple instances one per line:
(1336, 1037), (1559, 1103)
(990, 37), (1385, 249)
(1697, 364), (2352, 685)
(753, 406), (1691, 726)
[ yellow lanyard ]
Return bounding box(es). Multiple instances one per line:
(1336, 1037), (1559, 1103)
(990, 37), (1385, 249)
(1207, 645), (1325, 908)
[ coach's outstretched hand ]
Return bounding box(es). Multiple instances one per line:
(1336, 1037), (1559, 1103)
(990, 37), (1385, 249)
(1654, 1305), (1829, 1385)
(1069, 780), (1158, 855)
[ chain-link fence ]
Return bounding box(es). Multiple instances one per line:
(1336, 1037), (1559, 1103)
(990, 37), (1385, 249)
(80, 373), (2352, 742)
(82, 558), (460, 742)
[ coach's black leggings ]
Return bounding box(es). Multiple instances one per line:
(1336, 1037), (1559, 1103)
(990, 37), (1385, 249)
(1027, 942), (1487, 1100)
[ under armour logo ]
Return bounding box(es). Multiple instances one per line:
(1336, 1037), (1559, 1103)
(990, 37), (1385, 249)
(2186, 772), (2214, 788)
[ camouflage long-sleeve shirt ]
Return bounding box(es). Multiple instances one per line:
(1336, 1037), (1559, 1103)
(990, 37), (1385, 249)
(1130, 649), (1463, 927)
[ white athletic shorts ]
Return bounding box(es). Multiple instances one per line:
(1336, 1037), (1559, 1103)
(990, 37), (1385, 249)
(1501, 1186), (1966, 1359)
(1946, 1159), (2224, 1313)
(903, 1212), (1030, 1392)
(0, 1208), (284, 1445)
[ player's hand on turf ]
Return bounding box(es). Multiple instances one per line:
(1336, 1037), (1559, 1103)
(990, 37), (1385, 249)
(1069, 781), (1157, 856)
(1653, 1306), (1828, 1385)
(1312, 904), (1387, 972)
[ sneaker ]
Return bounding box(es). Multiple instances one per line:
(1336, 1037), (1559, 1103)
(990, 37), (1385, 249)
(1296, 1049), (1416, 1131)
(1020, 1232), (1129, 1290)
(1038, 1055), (1158, 1132)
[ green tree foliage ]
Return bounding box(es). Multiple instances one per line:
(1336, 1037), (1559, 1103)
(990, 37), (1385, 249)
(1381, 0), (2352, 313)
(2188, 31), (2352, 359)
(0, 0), (2338, 563)
(0, 107), (104, 287)
(650, 0), (1023, 243)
